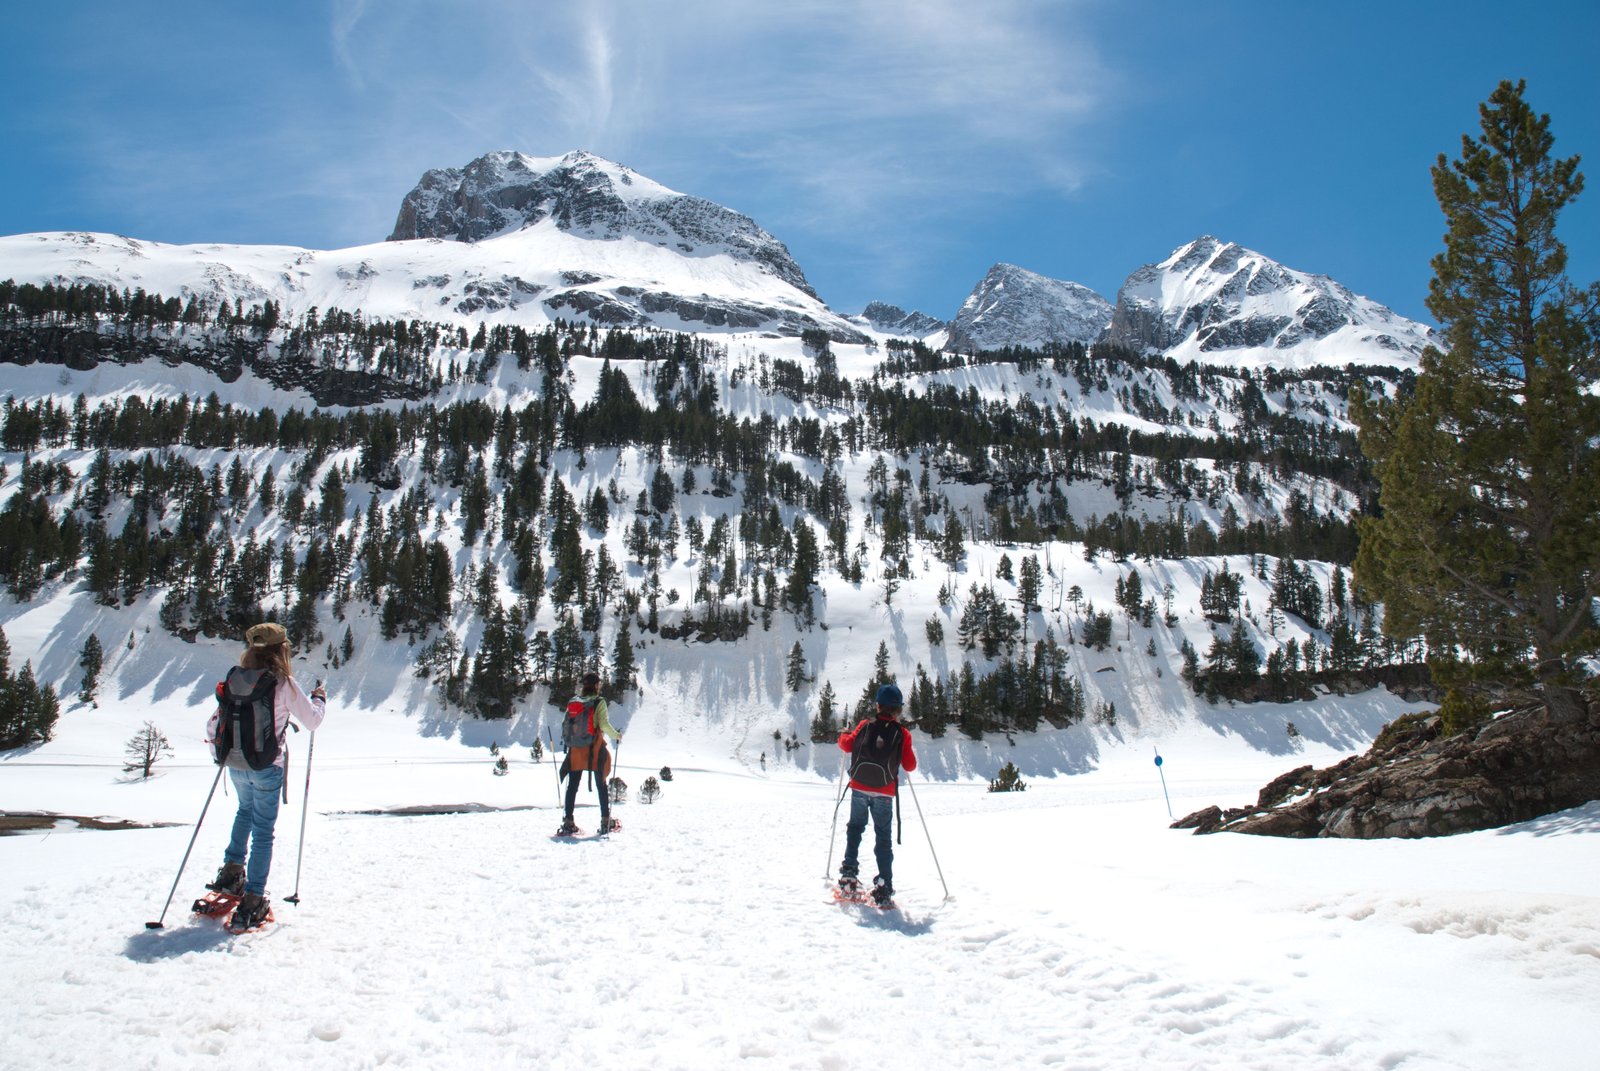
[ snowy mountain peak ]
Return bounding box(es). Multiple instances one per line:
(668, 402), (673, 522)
(857, 300), (945, 338)
(388, 149), (817, 298)
(945, 262), (1113, 353)
(1105, 236), (1436, 370)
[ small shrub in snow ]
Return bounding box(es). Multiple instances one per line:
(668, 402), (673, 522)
(989, 762), (1027, 793)
(123, 721), (171, 779)
(640, 776), (662, 803)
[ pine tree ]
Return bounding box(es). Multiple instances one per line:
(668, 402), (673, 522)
(785, 641), (807, 691)
(809, 680), (837, 742)
(612, 620), (636, 693)
(77, 634), (103, 704)
(1354, 81), (1599, 723)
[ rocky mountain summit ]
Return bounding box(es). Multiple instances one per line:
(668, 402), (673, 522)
(1104, 236), (1436, 368)
(856, 301), (945, 338)
(944, 262), (1114, 353)
(389, 150), (817, 298)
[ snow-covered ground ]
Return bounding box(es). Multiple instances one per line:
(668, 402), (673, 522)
(4, 679), (1598, 1070)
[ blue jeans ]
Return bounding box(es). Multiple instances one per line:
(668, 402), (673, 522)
(225, 764), (284, 896)
(841, 789), (895, 890)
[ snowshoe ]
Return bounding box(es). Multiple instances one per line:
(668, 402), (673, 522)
(192, 889), (239, 918)
(833, 877), (871, 905)
(228, 892), (273, 932)
(555, 817), (581, 837)
(205, 862), (245, 896)
(599, 817), (621, 836)
(870, 879), (896, 909)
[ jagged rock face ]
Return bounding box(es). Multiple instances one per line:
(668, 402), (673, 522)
(1174, 701), (1600, 839)
(944, 263), (1112, 353)
(1106, 236), (1435, 367)
(859, 301), (945, 338)
(389, 150), (818, 299)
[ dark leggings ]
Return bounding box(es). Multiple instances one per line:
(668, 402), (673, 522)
(563, 751), (610, 824)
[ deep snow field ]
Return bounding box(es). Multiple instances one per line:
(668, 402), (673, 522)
(4, 661), (1599, 1071)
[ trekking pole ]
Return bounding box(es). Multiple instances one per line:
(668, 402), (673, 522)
(822, 756), (849, 880)
(545, 727), (562, 810)
(1154, 746), (1173, 820)
(145, 763), (226, 930)
(904, 773), (951, 901)
(283, 730), (316, 906)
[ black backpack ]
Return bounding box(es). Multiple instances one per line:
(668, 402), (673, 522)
(849, 718), (905, 791)
(562, 695), (599, 749)
(213, 667), (283, 770)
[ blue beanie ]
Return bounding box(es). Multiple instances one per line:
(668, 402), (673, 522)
(875, 683), (903, 709)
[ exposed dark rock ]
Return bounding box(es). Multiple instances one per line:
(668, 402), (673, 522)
(544, 290), (644, 326)
(860, 301), (945, 337)
(389, 150), (819, 298)
(1174, 696), (1600, 838)
(0, 323), (428, 407)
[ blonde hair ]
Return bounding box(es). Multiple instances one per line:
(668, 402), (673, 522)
(240, 641), (294, 680)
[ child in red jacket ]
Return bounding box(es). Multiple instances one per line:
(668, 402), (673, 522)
(837, 683), (917, 906)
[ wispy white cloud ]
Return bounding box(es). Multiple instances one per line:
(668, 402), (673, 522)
(36, 1), (1116, 303)
(327, 0), (1113, 246)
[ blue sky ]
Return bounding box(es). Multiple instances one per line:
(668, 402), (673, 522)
(2, 1), (1596, 325)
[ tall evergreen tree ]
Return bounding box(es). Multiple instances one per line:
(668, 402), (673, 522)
(785, 641), (807, 691)
(1354, 81), (1599, 723)
(612, 620), (636, 693)
(77, 634), (103, 704)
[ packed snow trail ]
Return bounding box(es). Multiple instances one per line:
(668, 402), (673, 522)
(6, 761), (1596, 1071)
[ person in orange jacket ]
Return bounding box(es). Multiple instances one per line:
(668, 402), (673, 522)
(837, 683), (917, 906)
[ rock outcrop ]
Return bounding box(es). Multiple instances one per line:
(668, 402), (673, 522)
(1174, 697), (1600, 838)
(389, 150), (818, 298)
(858, 301), (945, 338)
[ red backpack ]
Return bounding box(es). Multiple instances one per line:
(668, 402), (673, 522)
(562, 695), (599, 748)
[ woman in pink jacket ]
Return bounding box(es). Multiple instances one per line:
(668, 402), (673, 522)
(204, 622), (326, 929)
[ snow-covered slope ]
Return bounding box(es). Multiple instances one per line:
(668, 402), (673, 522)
(945, 262), (1114, 353)
(1106, 236), (1436, 370)
(0, 152), (868, 343)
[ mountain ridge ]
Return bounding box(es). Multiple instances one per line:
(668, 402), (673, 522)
(0, 151), (1433, 369)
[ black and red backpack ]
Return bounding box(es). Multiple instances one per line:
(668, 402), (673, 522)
(561, 694), (599, 749)
(849, 718), (905, 791)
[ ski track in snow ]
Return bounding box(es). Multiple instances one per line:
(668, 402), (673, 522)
(8, 767), (1595, 1071)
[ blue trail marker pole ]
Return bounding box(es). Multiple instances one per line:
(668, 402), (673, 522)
(1154, 747), (1173, 819)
